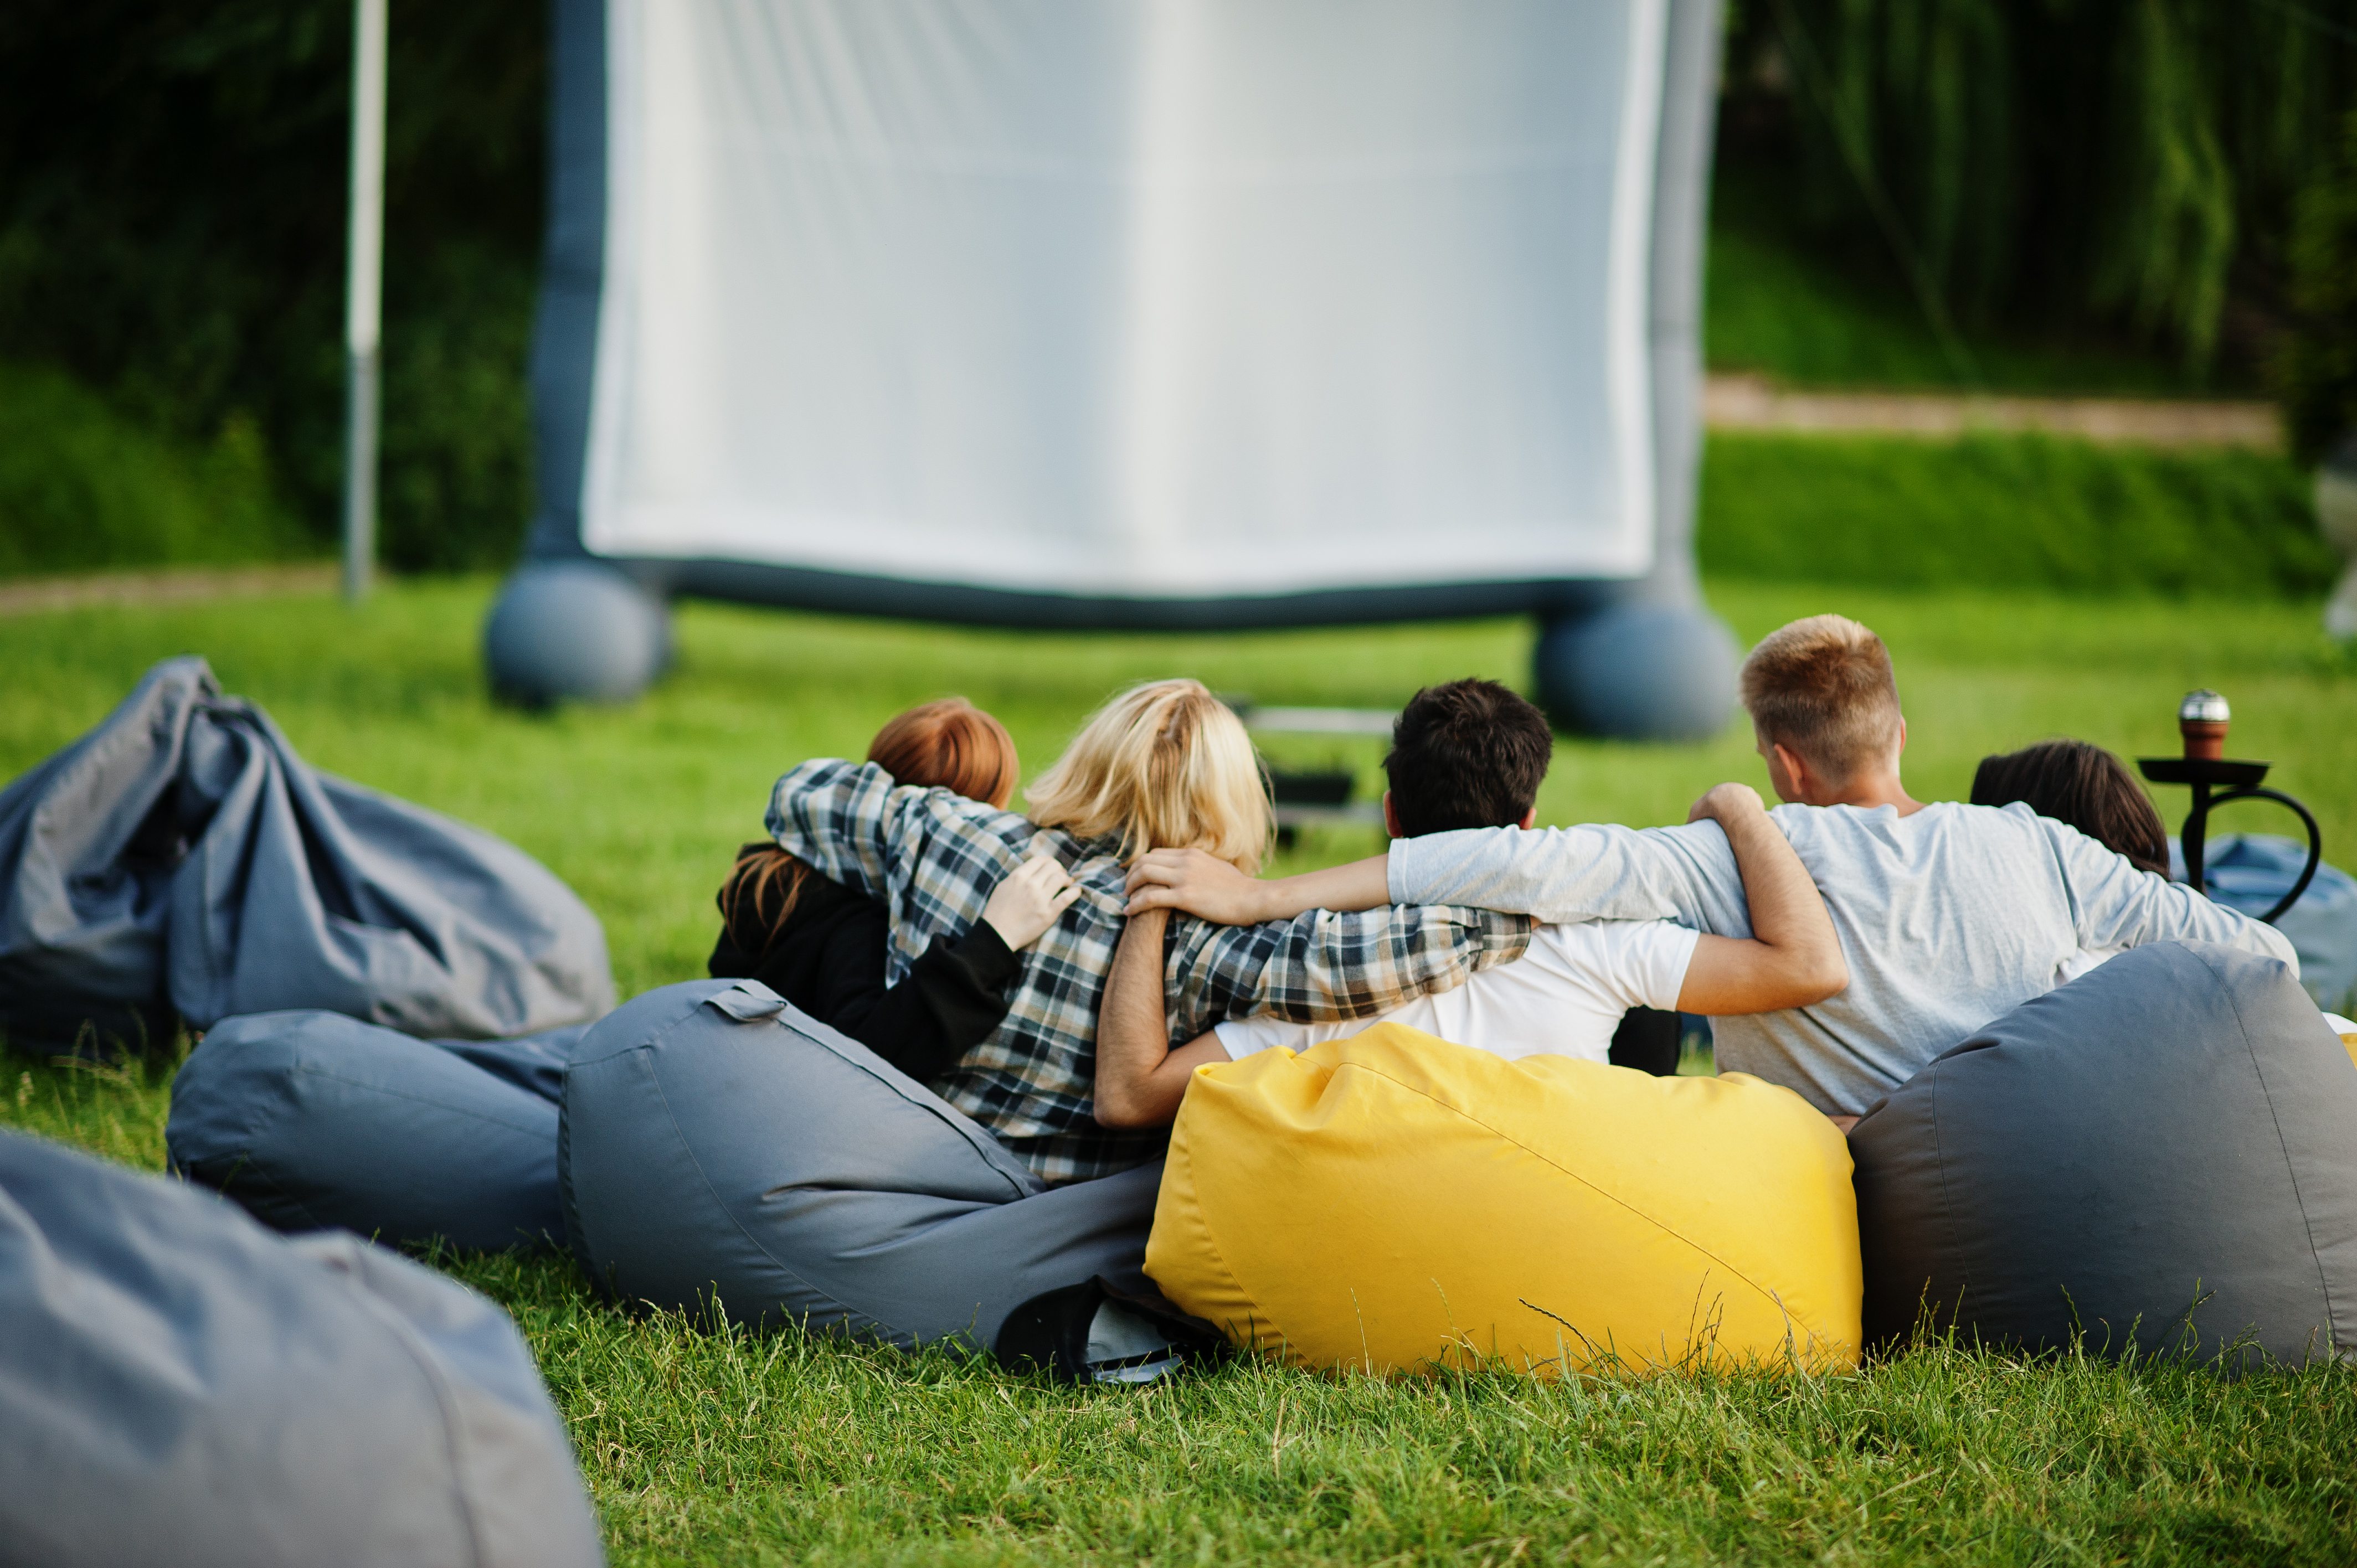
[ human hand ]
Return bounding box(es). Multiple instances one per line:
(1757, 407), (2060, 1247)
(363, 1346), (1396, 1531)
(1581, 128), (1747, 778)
(982, 854), (1082, 950)
(1686, 781), (1767, 826)
(1124, 847), (1265, 924)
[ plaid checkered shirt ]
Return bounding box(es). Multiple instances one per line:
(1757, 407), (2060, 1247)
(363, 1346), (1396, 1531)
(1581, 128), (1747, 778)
(767, 759), (1533, 1184)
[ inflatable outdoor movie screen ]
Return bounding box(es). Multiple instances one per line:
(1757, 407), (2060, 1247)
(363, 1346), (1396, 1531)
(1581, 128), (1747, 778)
(491, 0), (1738, 737)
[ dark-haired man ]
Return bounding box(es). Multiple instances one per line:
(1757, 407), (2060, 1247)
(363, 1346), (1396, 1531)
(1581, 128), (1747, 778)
(1091, 679), (1848, 1127)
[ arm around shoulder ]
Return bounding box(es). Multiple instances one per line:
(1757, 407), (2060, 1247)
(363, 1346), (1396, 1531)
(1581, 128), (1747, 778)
(1672, 784), (1847, 1014)
(1387, 821), (1742, 929)
(763, 758), (902, 896)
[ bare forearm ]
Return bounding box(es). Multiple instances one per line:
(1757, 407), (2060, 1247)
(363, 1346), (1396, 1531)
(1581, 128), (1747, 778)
(1252, 856), (1391, 920)
(1094, 907), (1171, 1126)
(1718, 806), (1834, 963)
(1125, 847), (1392, 924)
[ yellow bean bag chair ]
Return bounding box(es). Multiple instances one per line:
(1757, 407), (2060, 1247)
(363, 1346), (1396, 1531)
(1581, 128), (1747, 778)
(1145, 1023), (1861, 1375)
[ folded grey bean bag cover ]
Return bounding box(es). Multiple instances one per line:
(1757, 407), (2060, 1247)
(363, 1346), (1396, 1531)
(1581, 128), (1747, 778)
(167, 1010), (586, 1251)
(0, 656), (613, 1050)
(560, 979), (1161, 1350)
(1851, 940), (2357, 1368)
(0, 1129), (603, 1568)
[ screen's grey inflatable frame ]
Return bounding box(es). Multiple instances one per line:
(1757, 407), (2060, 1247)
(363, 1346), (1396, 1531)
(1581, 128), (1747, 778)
(491, 0), (1734, 739)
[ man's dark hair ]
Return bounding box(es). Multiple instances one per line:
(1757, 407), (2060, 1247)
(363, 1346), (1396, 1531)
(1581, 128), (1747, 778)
(1383, 679), (1554, 837)
(1970, 739), (2170, 876)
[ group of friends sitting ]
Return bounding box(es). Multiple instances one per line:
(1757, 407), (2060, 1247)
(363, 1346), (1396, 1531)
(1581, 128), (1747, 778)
(712, 612), (2307, 1182)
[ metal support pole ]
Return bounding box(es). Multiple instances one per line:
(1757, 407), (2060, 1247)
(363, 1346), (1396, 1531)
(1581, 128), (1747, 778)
(342, 0), (388, 603)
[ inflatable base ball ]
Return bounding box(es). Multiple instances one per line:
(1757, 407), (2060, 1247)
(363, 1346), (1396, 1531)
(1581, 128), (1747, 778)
(483, 561), (671, 706)
(1851, 940), (2357, 1368)
(1146, 1023), (1861, 1375)
(1533, 602), (1740, 741)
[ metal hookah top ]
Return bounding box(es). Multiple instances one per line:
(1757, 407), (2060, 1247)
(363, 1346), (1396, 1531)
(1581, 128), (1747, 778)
(2178, 689), (2230, 760)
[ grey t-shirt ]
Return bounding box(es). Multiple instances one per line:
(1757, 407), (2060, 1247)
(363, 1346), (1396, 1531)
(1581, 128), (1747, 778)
(1386, 800), (2300, 1113)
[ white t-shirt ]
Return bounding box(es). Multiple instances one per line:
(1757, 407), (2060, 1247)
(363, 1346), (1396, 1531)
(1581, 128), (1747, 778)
(1213, 917), (1699, 1064)
(2056, 946), (2120, 987)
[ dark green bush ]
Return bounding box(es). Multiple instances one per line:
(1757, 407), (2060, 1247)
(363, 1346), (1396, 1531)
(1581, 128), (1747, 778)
(1699, 432), (2337, 599)
(0, 0), (544, 575)
(1725, 0), (2357, 380)
(0, 362), (305, 576)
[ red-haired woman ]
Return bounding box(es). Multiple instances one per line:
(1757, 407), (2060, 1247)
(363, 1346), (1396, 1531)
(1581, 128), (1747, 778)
(709, 698), (1077, 1084)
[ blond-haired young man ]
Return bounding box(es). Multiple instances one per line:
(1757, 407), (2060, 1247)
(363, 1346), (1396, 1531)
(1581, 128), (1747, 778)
(1126, 615), (2297, 1123)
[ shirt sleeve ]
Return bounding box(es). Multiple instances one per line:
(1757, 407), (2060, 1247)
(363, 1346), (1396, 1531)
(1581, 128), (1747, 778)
(1165, 903), (1533, 1032)
(1586, 920), (1702, 1013)
(765, 756), (1035, 980)
(838, 923), (1022, 1082)
(2042, 816), (2300, 975)
(1385, 821), (1753, 936)
(763, 758), (903, 898)
(1211, 1015), (1296, 1060)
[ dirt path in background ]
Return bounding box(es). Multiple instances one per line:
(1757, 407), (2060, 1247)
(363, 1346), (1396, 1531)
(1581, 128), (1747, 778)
(1703, 373), (2281, 450)
(0, 563), (337, 618)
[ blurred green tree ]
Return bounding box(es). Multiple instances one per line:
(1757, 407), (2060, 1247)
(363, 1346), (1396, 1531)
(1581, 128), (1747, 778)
(0, 0), (544, 571)
(2282, 110), (2357, 462)
(1725, 0), (2357, 401)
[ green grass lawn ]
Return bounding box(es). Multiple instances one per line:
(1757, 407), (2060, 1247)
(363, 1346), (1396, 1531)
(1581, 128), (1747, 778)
(6, 576), (2357, 1565)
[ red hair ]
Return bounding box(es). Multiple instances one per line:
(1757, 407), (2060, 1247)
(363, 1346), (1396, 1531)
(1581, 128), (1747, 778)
(720, 698), (1020, 955)
(865, 697), (1019, 810)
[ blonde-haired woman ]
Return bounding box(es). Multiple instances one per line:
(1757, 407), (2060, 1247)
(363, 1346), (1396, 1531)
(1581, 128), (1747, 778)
(1023, 679), (1270, 873)
(766, 678), (1529, 1185)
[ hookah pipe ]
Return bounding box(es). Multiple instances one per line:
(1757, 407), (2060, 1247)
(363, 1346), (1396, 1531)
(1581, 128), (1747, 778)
(2137, 691), (2323, 925)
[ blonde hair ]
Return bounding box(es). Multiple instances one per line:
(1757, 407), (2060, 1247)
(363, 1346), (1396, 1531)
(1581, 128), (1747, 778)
(1025, 679), (1271, 873)
(1738, 614), (1903, 781)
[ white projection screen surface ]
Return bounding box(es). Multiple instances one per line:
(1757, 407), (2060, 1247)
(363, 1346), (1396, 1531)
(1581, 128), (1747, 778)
(579, 0), (1668, 606)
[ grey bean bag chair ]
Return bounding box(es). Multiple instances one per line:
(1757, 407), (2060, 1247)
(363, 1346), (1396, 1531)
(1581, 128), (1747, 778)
(167, 1010), (587, 1252)
(0, 656), (613, 1051)
(560, 979), (1164, 1353)
(0, 1129), (603, 1568)
(1852, 940), (2357, 1368)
